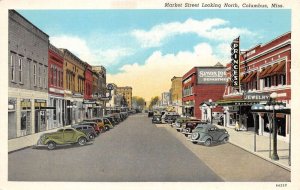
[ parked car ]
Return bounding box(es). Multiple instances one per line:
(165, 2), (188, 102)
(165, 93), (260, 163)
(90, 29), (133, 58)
(148, 111), (154, 117)
(37, 128), (89, 150)
(175, 118), (199, 132)
(182, 120), (208, 136)
(78, 121), (101, 135)
(188, 124), (229, 146)
(97, 117), (114, 129)
(103, 116), (116, 126)
(163, 113), (180, 124)
(82, 118), (108, 132)
(72, 124), (97, 140)
(152, 114), (162, 124)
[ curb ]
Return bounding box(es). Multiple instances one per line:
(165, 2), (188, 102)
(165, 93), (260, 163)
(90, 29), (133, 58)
(228, 141), (291, 172)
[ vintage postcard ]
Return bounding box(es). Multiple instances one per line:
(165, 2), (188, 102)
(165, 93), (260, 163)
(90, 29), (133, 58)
(0, 0), (299, 190)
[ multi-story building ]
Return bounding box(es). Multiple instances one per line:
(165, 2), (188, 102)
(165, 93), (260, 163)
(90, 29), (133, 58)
(182, 63), (226, 119)
(48, 43), (64, 129)
(170, 76), (183, 114)
(8, 10), (49, 139)
(83, 63), (93, 118)
(220, 32), (291, 142)
(161, 92), (171, 107)
(116, 86), (132, 109)
(106, 83), (119, 108)
(92, 66), (107, 116)
(60, 48), (86, 125)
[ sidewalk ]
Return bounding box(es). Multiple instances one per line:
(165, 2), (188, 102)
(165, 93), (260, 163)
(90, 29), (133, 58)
(216, 124), (291, 171)
(8, 127), (67, 152)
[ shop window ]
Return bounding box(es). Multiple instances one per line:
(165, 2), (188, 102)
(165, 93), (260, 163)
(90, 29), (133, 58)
(277, 116), (286, 137)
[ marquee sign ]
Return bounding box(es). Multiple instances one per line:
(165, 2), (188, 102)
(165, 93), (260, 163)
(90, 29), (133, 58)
(231, 37), (240, 88)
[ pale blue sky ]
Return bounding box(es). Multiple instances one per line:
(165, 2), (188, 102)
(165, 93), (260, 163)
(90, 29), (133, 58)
(18, 9), (291, 74)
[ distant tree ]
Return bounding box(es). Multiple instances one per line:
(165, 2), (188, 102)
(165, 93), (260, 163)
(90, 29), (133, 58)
(149, 96), (159, 109)
(132, 96), (146, 109)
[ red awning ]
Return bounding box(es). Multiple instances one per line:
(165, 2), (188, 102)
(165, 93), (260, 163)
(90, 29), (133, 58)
(259, 66), (272, 78)
(272, 61), (286, 75)
(244, 71), (257, 83)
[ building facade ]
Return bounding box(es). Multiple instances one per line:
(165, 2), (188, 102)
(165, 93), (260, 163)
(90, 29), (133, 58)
(170, 76), (183, 114)
(8, 10), (49, 139)
(182, 63), (226, 119)
(60, 49), (86, 125)
(221, 32), (291, 142)
(161, 92), (171, 107)
(48, 44), (64, 129)
(116, 86), (133, 109)
(92, 66), (107, 117)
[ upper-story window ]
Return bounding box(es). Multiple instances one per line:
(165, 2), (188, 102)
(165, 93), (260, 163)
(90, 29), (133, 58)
(18, 58), (23, 83)
(44, 66), (47, 89)
(33, 63), (37, 86)
(10, 54), (15, 82)
(38, 64), (41, 87)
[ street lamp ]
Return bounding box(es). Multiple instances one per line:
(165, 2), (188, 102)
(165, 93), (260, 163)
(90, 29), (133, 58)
(266, 92), (282, 161)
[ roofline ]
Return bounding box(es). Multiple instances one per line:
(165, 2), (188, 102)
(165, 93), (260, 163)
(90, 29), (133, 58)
(11, 10), (49, 38)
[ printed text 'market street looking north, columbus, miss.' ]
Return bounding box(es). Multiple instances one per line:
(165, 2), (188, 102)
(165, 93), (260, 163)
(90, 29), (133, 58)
(164, 2), (283, 8)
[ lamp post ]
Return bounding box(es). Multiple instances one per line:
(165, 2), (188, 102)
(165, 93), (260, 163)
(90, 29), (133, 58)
(265, 92), (280, 161)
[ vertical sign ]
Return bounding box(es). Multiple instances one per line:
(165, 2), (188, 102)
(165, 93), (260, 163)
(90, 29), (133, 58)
(231, 37), (240, 88)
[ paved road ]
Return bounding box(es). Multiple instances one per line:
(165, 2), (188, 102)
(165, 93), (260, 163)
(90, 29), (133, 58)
(8, 114), (222, 182)
(8, 113), (290, 182)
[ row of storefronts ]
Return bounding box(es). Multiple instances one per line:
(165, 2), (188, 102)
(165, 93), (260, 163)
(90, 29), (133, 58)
(180, 32), (291, 142)
(8, 10), (108, 140)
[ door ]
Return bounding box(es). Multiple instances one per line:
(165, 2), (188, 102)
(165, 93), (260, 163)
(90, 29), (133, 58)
(63, 129), (76, 142)
(208, 127), (221, 141)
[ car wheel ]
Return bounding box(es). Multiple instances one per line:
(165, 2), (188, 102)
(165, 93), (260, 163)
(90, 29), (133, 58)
(204, 138), (212, 146)
(222, 137), (229, 143)
(78, 137), (87, 146)
(88, 133), (95, 140)
(191, 133), (200, 140)
(105, 126), (110, 131)
(47, 141), (56, 150)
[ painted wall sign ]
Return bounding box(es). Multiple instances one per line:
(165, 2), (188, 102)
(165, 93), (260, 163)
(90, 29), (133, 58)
(231, 37), (240, 88)
(197, 68), (227, 84)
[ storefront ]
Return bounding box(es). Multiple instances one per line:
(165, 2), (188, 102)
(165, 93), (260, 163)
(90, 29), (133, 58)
(8, 98), (17, 139)
(34, 99), (47, 133)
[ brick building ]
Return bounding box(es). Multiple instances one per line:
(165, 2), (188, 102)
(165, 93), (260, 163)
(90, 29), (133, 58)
(182, 63), (226, 119)
(60, 48), (86, 125)
(170, 76), (183, 114)
(48, 43), (64, 129)
(8, 10), (49, 139)
(220, 32), (291, 142)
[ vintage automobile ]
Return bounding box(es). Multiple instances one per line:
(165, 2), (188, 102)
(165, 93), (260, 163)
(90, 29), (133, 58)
(82, 118), (109, 132)
(37, 128), (89, 150)
(97, 117), (114, 129)
(152, 114), (162, 124)
(78, 121), (101, 135)
(188, 124), (229, 146)
(162, 112), (180, 124)
(175, 118), (200, 132)
(72, 124), (98, 140)
(182, 120), (208, 136)
(148, 111), (154, 117)
(103, 116), (116, 126)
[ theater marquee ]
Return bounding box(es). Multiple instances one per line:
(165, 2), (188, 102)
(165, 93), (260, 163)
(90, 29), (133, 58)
(231, 37), (240, 88)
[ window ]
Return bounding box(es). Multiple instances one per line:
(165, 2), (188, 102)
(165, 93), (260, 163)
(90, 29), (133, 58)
(19, 58), (23, 83)
(279, 74), (286, 85)
(51, 66), (54, 85)
(53, 99), (57, 120)
(264, 76), (271, 88)
(33, 64), (37, 86)
(38, 65), (41, 87)
(44, 67), (47, 88)
(10, 54), (15, 82)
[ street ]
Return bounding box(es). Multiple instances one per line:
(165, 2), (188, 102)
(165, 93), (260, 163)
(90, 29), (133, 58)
(8, 114), (290, 182)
